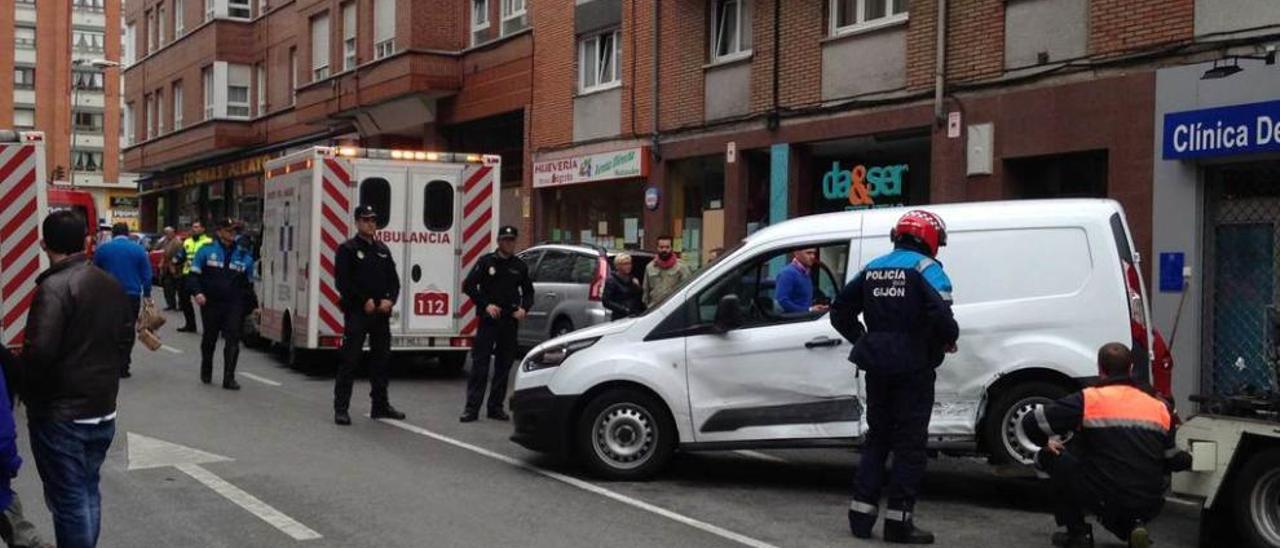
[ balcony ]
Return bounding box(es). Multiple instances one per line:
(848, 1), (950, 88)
(72, 10), (106, 28)
(293, 50), (463, 135)
(73, 133), (106, 150)
(72, 90), (106, 109)
(123, 118), (260, 172)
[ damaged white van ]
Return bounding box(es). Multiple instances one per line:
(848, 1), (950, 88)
(510, 199), (1154, 479)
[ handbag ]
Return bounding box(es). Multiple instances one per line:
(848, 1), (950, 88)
(137, 327), (163, 352)
(139, 298), (166, 331)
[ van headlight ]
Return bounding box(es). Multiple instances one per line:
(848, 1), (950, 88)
(523, 337), (600, 372)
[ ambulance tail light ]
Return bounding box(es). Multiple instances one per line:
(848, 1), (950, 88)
(588, 256), (608, 301)
(319, 336), (343, 349)
(450, 337), (472, 348)
(1125, 261), (1150, 353)
(1110, 212), (1151, 376)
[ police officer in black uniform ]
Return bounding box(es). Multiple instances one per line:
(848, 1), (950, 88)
(459, 225), (533, 423)
(333, 205), (405, 426)
(831, 210), (959, 544)
(189, 218), (258, 390)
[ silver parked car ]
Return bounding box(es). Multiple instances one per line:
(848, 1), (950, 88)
(515, 244), (653, 347)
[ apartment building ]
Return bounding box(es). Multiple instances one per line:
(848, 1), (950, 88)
(122, 0), (534, 234)
(1, 0), (133, 227)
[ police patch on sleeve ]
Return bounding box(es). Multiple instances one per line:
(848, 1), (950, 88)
(357, 250), (364, 260)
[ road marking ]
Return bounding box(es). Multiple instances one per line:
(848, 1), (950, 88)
(240, 372), (282, 387)
(160, 345), (184, 354)
(127, 433), (322, 541)
(733, 450), (787, 463)
(379, 418), (779, 548)
(1165, 495), (1201, 508)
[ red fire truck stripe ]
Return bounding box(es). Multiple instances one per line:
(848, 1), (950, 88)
(318, 305), (343, 334)
(1, 229), (37, 270)
(322, 177), (349, 213)
(462, 208), (492, 243)
(6, 328), (25, 348)
(1, 289), (34, 330)
(0, 199), (36, 241)
(321, 204), (349, 237)
(0, 146), (34, 184)
(463, 166), (492, 193)
(2, 256), (38, 297)
(0, 170), (35, 212)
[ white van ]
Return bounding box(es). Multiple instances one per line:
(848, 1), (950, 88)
(509, 199), (1154, 479)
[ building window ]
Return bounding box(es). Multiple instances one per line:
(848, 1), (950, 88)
(14, 108), (35, 129)
(342, 2), (357, 70)
(831, 0), (908, 36)
(471, 0), (489, 46)
(501, 0), (527, 36)
(14, 27), (35, 48)
(74, 31), (106, 53)
(156, 90), (166, 134)
(374, 0), (396, 59)
(173, 81), (184, 130)
(256, 63), (266, 115)
(312, 12), (331, 80)
(73, 71), (105, 91)
(259, 0), (269, 16)
(158, 4), (167, 45)
(288, 47), (297, 104)
(14, 68), (35, 89)
(579, 30), (621, 94)
(74, 112), (104, 131)
(145, 93), (155, 139)
(73, 152), (104, 173)
(174, 0), (185, 36)
(203, 66), (214, 119)
(711, 0), (752, 62)
(205, 0), (215, 22)
(146, 9), (157, 53)
(228, 0), (252, 19)
(227, 64), (251, 118)
(72, 0), (106, 10)
(124, 103), (134, 144)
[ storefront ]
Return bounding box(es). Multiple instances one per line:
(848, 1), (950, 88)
(1152, 59), (1280, 412)
(139, 153), (270, 234)
(533, 146), (650, 252)
(107, 193), (140, 231)
(804, 132), (930, 215)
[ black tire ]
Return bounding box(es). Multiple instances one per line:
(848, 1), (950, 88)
(575, 388), (676, 480)
(983, 381), (1071, 465)
(551, 318), (575, 339)
(1233, 447), (1280, 548)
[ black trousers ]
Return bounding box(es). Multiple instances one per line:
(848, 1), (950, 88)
(119, 296), (141, 373)
(334, 310), (392, 412)
(162, 274), (178, 310)
(465, 316), (518, 414)
(1037, 448), (1164, 540)
(179, 275), (198, 330)
(852, 368), (936, 512)
(199, 301), (243, 382)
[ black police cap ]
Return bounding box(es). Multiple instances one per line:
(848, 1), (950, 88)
(354, 205), (378, 219)
(497, 225), (518, 240)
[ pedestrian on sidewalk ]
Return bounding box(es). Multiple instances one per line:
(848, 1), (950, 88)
(459, 225), (533, 423)
(603, 253), (644, 320)
(642, 235), (693, 308)
(22, 210), (130, 548)
(0, 345), (53, 548)
(159, 227), (183, 311)
(189, 219), (256, 390)
(93, 223), (152, 378)
(333, 206), (405, 425)
(176, 221), (212, 333)
(1023, 343), (1192, 548)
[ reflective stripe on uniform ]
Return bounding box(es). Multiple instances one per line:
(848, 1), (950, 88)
(884, 509), (911, 522)
(913, 257), (936, 273)
(1081, 417), (1169, 433)
(1082, 385), (1171, 432)
(849, 500), (878, 515)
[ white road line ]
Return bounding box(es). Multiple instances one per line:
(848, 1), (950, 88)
(1164, 495), (1202, 508)
(160, 345), (184, 354)
(733, 450), (787, 463)
(176, 463), (322, 541)
(379, 418), (779, 548)
(239, 372), (282, 387)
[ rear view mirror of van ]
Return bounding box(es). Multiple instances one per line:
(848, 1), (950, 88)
(714, 295), (743, 333)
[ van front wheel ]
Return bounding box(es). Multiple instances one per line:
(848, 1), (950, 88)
(576, 389), (675, 480)
(984, 381), (1070, 465)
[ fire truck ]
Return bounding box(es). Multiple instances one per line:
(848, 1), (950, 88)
(256, 146), (500, 369)
(0, 130), (49, 351)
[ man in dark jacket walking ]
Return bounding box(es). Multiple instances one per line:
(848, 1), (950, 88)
(189, 219), (257, 390)
(831, 210), (958, 544)
(1022, 343), (1191, 548)
(603, 253), (645, 320)
(22, 209), (130, 548)
(460, 226), (533, 423)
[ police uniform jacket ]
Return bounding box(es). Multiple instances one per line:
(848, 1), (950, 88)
(1022, 378), (1192, 510)
(188, 240), (256, 307)
(180, 234), (213, 276)
(830, 248), (958, 373)
(463, 252), (534, 315)
(335, 236), (400, 313)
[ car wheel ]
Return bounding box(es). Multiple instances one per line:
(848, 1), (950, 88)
(983, 381), (1071, 465)
(1234, 448), (1280, 548)
(575, 388), (676, 480)
(552, 318), (575, 338)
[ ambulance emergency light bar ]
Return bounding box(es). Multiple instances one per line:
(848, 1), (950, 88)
(320, 146), (496, 165)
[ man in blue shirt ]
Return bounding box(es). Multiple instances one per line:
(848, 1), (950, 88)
(93, 223), (152, 378)
(776, 248), (828, 314)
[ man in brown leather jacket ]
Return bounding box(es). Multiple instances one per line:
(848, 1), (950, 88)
(21, 209), (130, 548)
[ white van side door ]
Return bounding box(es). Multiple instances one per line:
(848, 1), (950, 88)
(684, 240), (861, 443)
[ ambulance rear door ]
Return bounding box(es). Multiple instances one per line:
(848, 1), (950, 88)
(351, 160), (409, 333)
(403, 163), (465, 334)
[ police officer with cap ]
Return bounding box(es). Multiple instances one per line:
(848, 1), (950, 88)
(189, 218), (258, 390)
(333, 205), (405, 426)
(830, 210), (959, 544)
(459, 225), (533, 423)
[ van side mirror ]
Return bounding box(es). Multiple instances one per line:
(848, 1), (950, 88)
(713, 294), (743, 333)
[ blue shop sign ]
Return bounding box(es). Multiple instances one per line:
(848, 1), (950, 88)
(1163, 99), (1280, 160)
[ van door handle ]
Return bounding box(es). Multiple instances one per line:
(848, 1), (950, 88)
(805, 337), (842, 349)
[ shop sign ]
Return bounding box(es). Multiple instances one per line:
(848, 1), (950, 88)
(181, 155), (269, 187)
(1163, 99), (1280, 160)
(109, 196), (139, 210)
(820, 162), (907, 210)
(533, 147), (649, 188)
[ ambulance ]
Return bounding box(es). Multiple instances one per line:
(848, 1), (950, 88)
(256, 146), (501, 368)
(0, 130), (49, 351)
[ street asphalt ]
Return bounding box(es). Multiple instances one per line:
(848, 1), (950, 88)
(8, 309), (1203, 547)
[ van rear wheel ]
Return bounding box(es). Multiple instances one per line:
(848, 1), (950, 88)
(575, 388), (675, 480)
(1234, 448), (1280, 547)
(984, 381), (1070, 465)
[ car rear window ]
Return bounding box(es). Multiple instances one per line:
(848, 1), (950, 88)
(534, 250), (575, 283)
(571, 254), (598, 284)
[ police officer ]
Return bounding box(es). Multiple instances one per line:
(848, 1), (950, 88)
(830, 210), (959, 544)
(189, 218), (257, 390)
(1022, 343), (1191, 548)
(459, 226), (533, 423)
(177, 221), (212, 333)
(333, 205), (405, 426)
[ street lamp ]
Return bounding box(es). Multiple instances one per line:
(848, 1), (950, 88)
(69, 58), (120, 188)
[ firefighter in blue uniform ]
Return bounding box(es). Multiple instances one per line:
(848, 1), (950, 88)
(189, 218), (257, 390)
(830, 210), (959, 544)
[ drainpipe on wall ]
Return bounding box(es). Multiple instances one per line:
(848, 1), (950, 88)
(768, 0), (781, 131)
(934, 0), (947, 125)
(650, 0), (661, 162)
